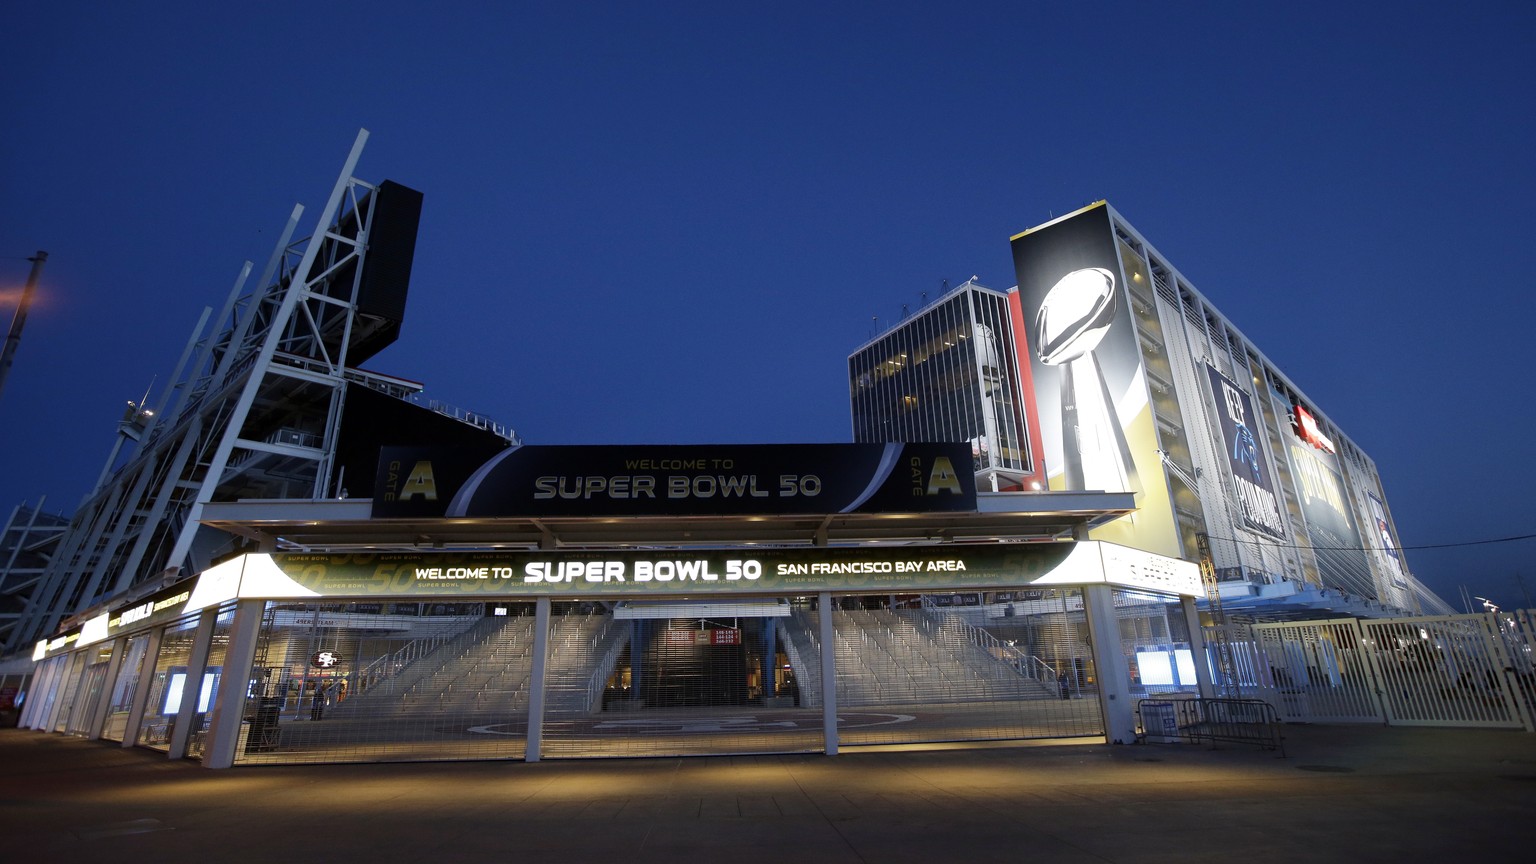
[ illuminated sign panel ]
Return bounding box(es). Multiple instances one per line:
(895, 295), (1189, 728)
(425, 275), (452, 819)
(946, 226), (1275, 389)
(1012, 208), (1140, 496)
(663, 629), (740, 646)
(1291, 404), (1336, 454)
(36, 542), (1199, 661)
(1205, 365), (1286, 539)
(77, 613), (110, 647)
(106, 582), (196, 636)
(1010, 203), (1180, 558)
(373, 443), (975, 518)
(226, 543), (1200, 599)
(262, 546), (1066, 597)
(1097, 542), (1203, 596)
(44, 630), (80, 656)
(36, 577), (203, 660)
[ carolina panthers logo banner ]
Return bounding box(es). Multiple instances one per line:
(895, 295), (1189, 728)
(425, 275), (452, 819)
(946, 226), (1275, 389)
(1205, 364), (1286, 539)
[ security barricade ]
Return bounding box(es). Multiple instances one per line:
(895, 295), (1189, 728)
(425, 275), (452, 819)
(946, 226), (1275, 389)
(1136, 697), (1285, 755)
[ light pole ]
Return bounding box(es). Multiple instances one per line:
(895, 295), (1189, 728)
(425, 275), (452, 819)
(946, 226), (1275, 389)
(0, 250), (48, 403)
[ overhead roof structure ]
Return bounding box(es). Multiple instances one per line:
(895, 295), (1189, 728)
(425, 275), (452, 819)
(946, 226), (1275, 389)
(197, 490), (1137, 552)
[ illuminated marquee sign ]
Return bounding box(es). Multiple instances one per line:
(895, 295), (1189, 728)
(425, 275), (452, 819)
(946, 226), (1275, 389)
(201, 542), (1202, 601)
(35, 578), (203, 660)
(34, 543), (1200, 661)
(109, 589), (192, 634)
(372, 443), (975, 518)
(97, 579), (199, 638)
(1291, 404), (1336, 454)
(263, 546), (1048, 597)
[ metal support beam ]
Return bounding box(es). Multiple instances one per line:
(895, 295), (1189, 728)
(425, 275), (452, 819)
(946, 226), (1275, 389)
(203, 599), (266, 768)
(40, 654), (79, 733)
(819, 591), (838, 756)
(526, 596), (551, 762)
(85, 636), (128, 740)
(166, 130), (370, 572)
(167, 609), (218, 760)
(20, 655), (59, 729)
(1081, 584), (1136, 744)
(1180, 595), (1217, 699)
(121, 626), (163, 747)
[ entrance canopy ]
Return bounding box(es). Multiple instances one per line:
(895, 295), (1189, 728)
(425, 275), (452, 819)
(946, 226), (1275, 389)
(196, 489), (1138, 550)
(25, 483), (1205, 766)
(34, 487), (1205, 665)
(175, 539), (1200, 614)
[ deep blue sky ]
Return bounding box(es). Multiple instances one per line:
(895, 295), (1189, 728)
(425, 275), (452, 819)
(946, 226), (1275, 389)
(2, 2), (1533, 610)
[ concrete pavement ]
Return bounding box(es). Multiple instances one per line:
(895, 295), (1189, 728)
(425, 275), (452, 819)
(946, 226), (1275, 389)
(3, 723), (1534, 863)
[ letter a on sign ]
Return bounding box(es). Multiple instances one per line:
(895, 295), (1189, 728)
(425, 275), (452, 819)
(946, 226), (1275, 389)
(926, 456), (962, 495)
(401, 461), (438, 501)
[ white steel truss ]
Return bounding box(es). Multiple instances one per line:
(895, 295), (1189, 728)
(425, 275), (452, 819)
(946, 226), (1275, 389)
(7, 131), (402, 652)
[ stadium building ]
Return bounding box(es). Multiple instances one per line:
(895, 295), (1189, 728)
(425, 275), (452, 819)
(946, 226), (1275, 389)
(15, 141), (1520, 770)
(851, 202), (1444, 621)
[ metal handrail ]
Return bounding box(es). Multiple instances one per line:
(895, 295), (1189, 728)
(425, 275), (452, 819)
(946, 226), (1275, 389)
(918, 597), (1067, 690)
(778, 614), (822, 707)
(585, 622), (630, 713)
(364, 617), (495, 700)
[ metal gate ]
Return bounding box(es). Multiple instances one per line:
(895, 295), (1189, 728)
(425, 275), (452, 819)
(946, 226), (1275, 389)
(1210, 610), (1534, 731)
(1252, 618), (1384, 724)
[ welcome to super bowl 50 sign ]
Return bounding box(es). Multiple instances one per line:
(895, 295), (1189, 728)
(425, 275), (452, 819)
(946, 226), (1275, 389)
(372, 442), (976, 518)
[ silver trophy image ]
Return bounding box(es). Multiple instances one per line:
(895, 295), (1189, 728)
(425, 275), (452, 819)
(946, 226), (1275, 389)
(1034, 267), (1139, 494)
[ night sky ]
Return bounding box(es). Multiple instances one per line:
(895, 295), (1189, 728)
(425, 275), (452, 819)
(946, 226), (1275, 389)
(3, 2), (1533, 611)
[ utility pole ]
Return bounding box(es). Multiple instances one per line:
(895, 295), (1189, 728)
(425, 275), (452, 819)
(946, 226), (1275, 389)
(0, 251), (48, 403)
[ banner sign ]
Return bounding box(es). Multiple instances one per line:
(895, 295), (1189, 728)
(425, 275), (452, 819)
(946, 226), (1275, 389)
(105, 578), (200, 638)
(1011, 204), (1142, 497)
(1366, 491), (1409, 590)
(372, 442), (976, 518)
(1205, 365), (1286, 539)
(197, 542), (1200, 602)
(35, 542), (1200, 660)
(1010, 202), (1180, 558)
(261, 545), (1071, 597)
(1285, 437), (1372, 590)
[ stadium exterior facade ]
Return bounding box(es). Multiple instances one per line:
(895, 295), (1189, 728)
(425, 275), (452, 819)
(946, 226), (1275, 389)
(850, 202), (1443, 621)
(10, 148), (1484, 769)
(7, 140), (1218, 763)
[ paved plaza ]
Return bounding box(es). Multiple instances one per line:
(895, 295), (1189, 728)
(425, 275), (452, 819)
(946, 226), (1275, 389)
(3, 723), (1533, 863)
